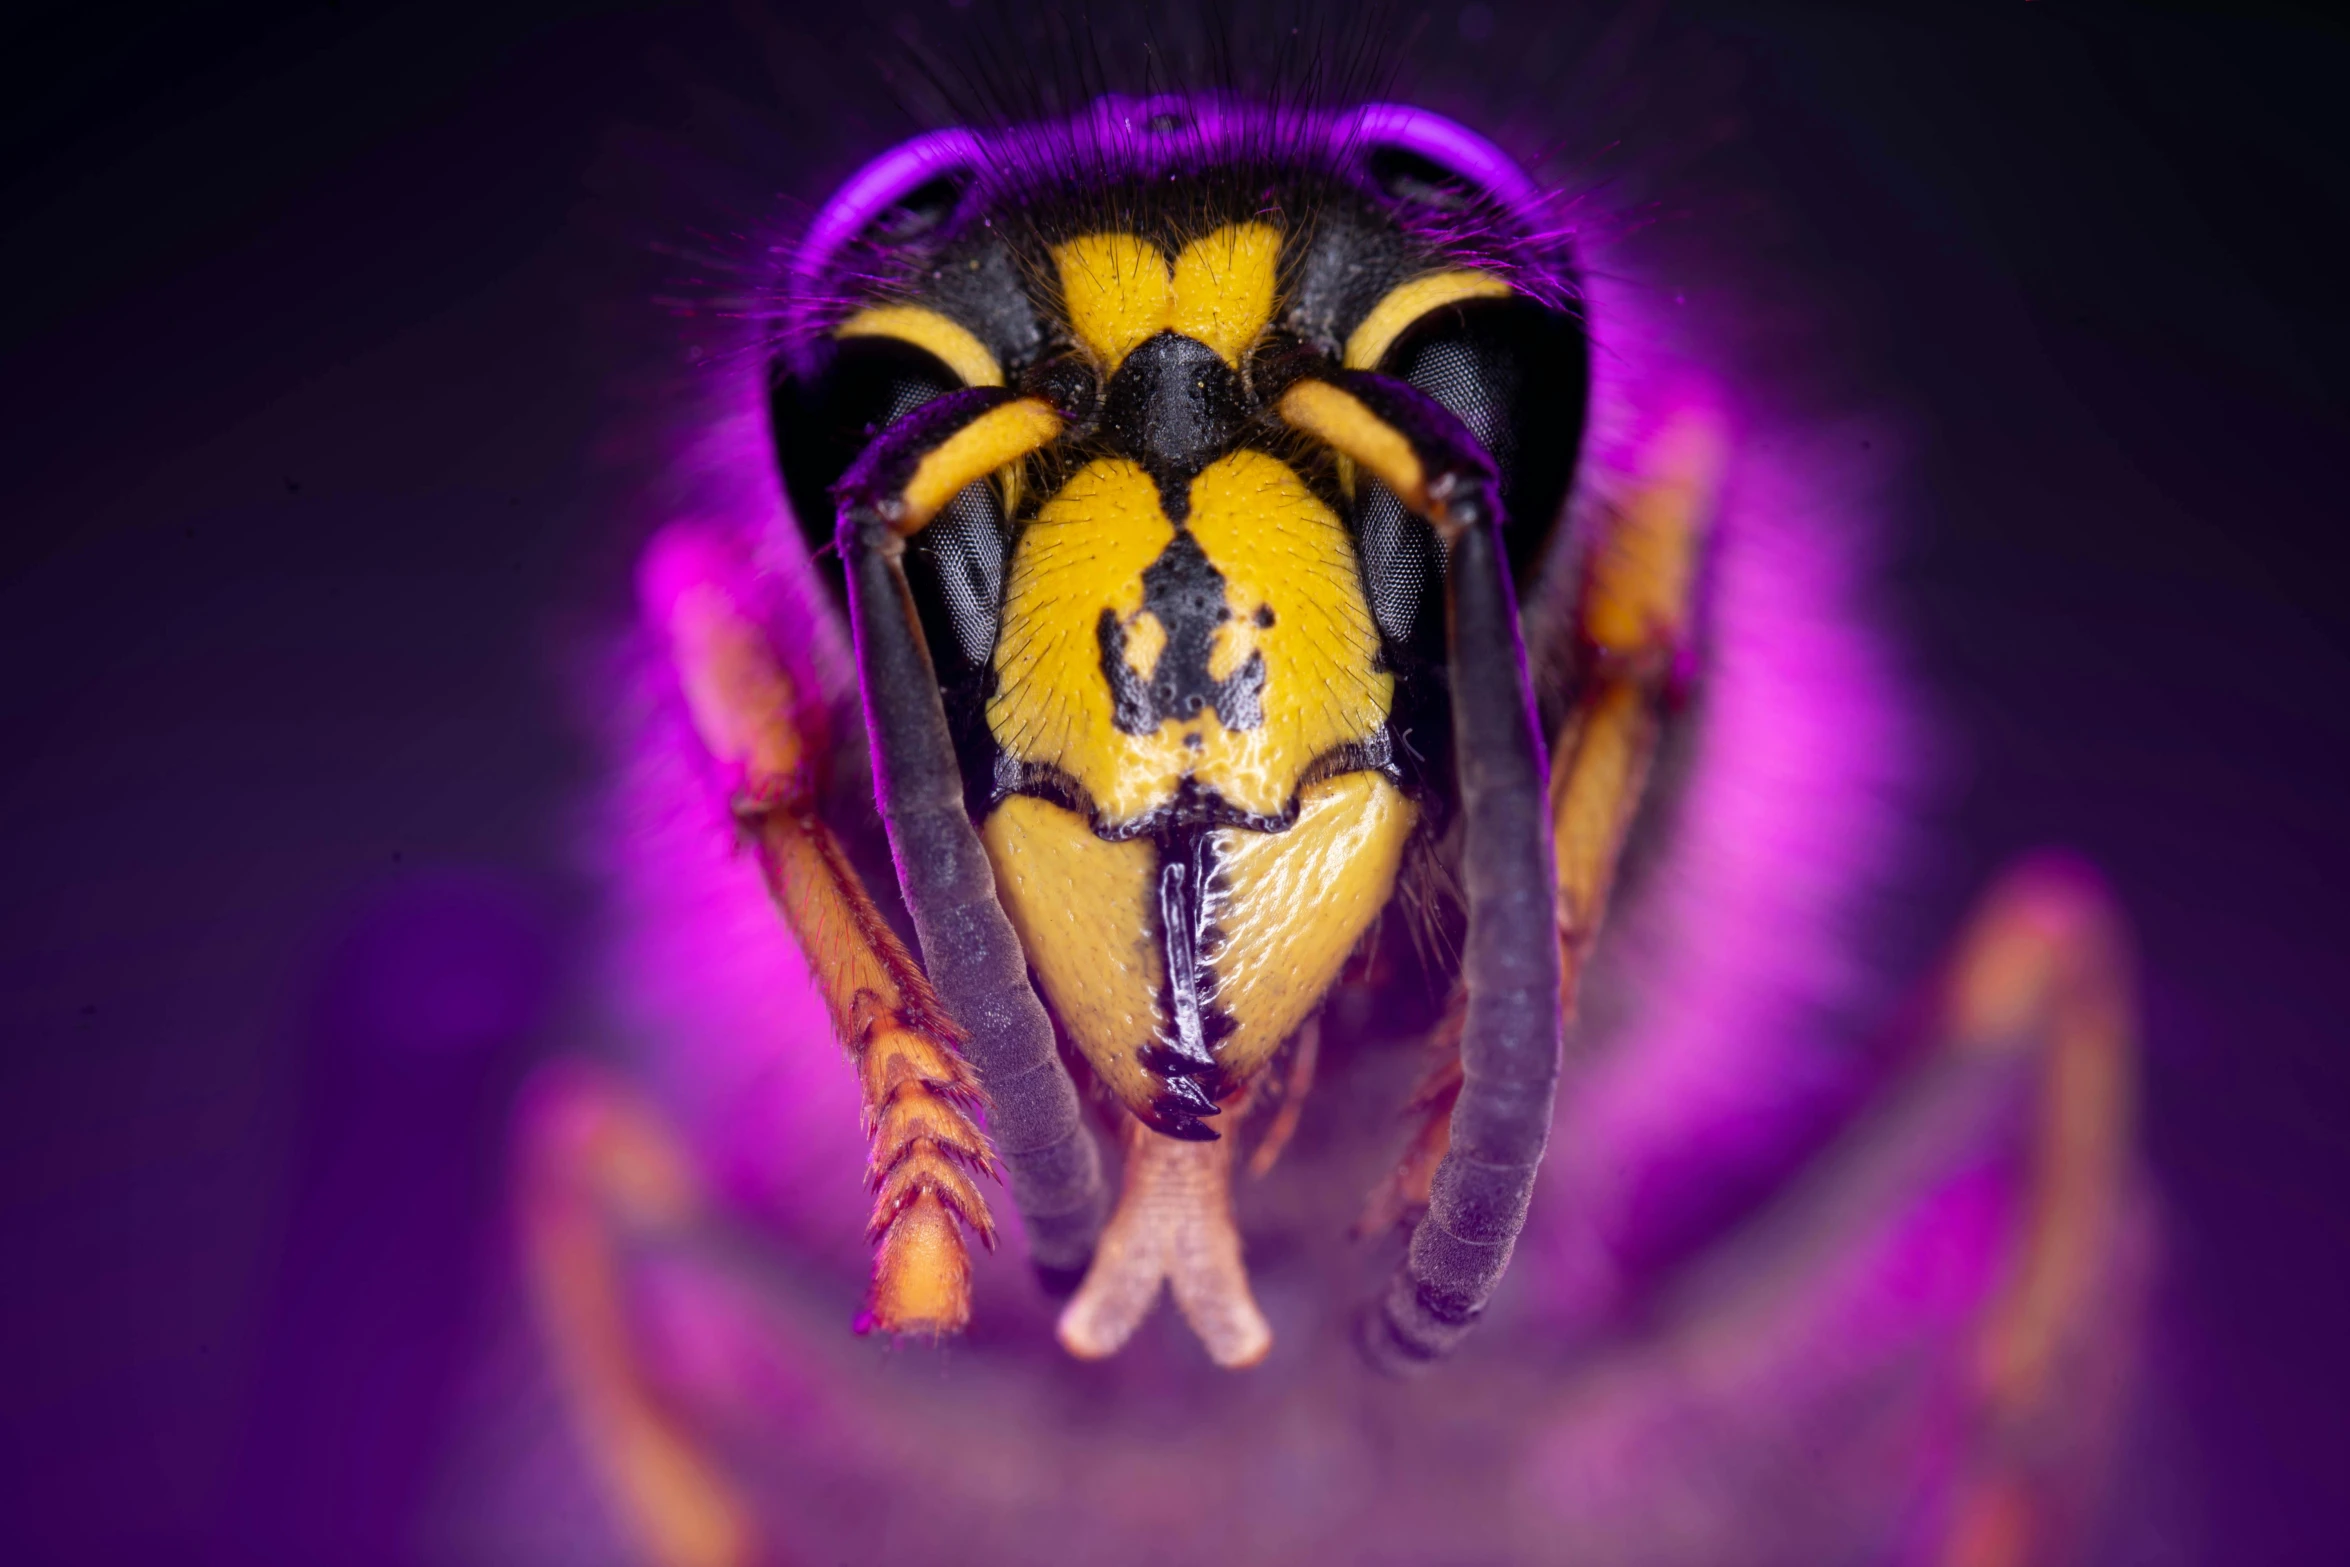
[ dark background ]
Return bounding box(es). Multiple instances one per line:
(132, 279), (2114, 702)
(2, 2), (2343, 1560)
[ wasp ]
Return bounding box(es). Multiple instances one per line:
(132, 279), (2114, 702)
(518, 76), (2148, 1567)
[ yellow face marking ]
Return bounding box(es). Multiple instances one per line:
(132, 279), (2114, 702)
(982, 771), (1417, 1123)
(988, 450), (1391, 829)
(897, 397), (1063, 533)
(1204, 771), (1417, 1083)
(1052, 232), (1173, 373)
(1052, 223), (1283, 372)
(836, 304), (1004, 388)
(1276, 379), (1432, 519)
(980, 793), (1164, 1114)
(1343, 268), (1515, 370)
(1119, 610), (1167, 686)
(988, 458), (1175, 821)
(1181, 452), (1392, 805)
(1168, 223), (1283, 366)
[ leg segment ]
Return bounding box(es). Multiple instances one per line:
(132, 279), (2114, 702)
(1352, 1003), (1464, 1239)
(1551, 410), (1721, 980)
(647, 527), (998, 1332)
(519, 1068), (757, 1567)
(1246, 1013), (1322, 1180)
(1933, 857), (2140, 1567)
(833, 399), (1113, 1283)
(1281, 372), (1569, 1367)
(1522, 857), (2140, 1562)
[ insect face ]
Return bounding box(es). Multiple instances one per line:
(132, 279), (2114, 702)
(778, 101), (1588, 1162)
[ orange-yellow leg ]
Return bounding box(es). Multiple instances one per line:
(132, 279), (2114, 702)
(1360, 409), (1728, 1231)
(1245, 1014), (1322, 1180)
(1934, 857), (2139, 1567)
(1056, 1116), (1273, 1369)
(1354, 1007), (1464, 1237)
(645, 526), (998, 1335)
(519, 1068), (757, 1567)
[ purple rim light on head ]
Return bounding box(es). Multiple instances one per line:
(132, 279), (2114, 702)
(791, 127), (986, 301)
(789, 97), (1545, 311)
(1347, 102), (1542, 218)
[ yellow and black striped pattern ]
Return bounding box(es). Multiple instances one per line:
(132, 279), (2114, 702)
(969, 228), (1498, 1123)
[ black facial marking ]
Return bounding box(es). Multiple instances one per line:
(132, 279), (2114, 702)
(1096, 609), (1153, 734)
(1094, 530), (1265, 738)
(920, 228), (1047, 373)
(1283, 192), (1419, 359)
(1134, 827), (1235, 1141)
(1019, 351), (1101, 426)
(1096, 331), (1247, 521)
(988, 757), (1307, 839)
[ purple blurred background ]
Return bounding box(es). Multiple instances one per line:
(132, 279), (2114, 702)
(2, 2), (2343, 1560)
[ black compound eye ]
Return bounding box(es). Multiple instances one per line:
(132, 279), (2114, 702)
(772, 335), (960, 540)
(1379, 296), (1586, 513)
(908, 484), (1006, 675)
(769, 333), (1010, 675)
(1355, 295), (1590, 654)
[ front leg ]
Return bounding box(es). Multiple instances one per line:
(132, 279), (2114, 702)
(518, 1069), (758, 1567)
(644, 526), (999, 1332)
(831, 391), (1114, 1285)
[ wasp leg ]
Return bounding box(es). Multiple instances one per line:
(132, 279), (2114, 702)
(832, 396), (1113, 1285)
(648, 527), (1000, 1333)
(1057, 1116), (1273, 1369)
(1352, 1001), (1465, 1238)
(1551, 407), (1721, 956)
(1246, 1012), (1322, 1180)
(1526, 859), (2141, 1559)
(1280, 372), (1569, 1367)
(518, 1067), (759, 1567)
(1935, 856), (2141, 1567)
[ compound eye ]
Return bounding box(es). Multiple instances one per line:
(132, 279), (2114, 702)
(770, 328), (1011, 674)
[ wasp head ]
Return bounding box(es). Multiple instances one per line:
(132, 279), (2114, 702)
(770, 96), (1588, 1140)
